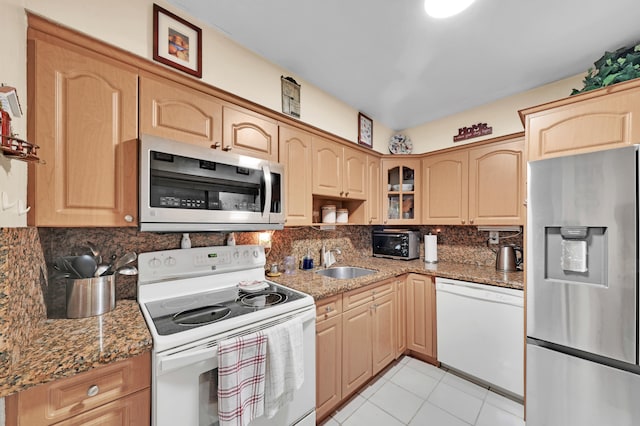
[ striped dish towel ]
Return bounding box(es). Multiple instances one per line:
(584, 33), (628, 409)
(218, 332), (267, 426)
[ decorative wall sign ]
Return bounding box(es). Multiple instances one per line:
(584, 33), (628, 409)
(153, 4), (202, 78)
(281, 76), (301, 118)
(358, 112), (373, 148)
(453, 122), (493, 142)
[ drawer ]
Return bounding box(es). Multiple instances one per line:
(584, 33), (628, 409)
(343, 279), (394, 311)
(7, 352), (150, 425)
(54, 388), (150, 426)
(316, 294), (342, 322)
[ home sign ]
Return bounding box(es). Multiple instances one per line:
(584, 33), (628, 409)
(453, 122), (493, 142)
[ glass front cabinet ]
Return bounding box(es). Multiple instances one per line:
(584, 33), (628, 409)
(381, 158), (421, 225)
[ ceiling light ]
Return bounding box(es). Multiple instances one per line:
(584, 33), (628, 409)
(424, 0), (476, 18)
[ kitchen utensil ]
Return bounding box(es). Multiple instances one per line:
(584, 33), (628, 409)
(86, 241), (100, 257)
(61, 257), (82, 279)
(66, 275), (115, 318)
(94, 264), (110, 277)
(72, 254), (98, 278)
(496, 244), (523, 272)
(107, 251), (137, 275)
(116, 265), (138, 275)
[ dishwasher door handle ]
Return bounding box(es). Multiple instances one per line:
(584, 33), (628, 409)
(436, 283), (523, 307)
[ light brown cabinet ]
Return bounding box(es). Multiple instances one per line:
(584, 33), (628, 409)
(342, 279), (395, 398)
(422, 136), (525, 226)
(27, 36), (138, 227)
(312, 137), (367, 200)
(315, 295), (343, 421)
(140, 72), (223, 148)
(406, 274), (437, 361)
(223, 105), (278, 162)
(279, 126), (313, 226)
(6, 352), (150, 425)
(395, 277), (407, 358)
(521, 79), (640, 161)
(382, 158), (421, 225)
(366, 156), (382, 224)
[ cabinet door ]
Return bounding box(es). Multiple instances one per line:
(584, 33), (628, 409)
(525, 88), (640, 161)
(406, 274), (437, 358)
(366, 156), (382, 224)
(372, 293), (395, 375)
(468, 138), (524, 225)
(139, 73), (223, 148)
(279, 126), (312, 226)
(342, 302), (373, 397)
(223, 105), (278, 162)
(316, 314), (342, 421)
(28, 39), (138, 227)
(342, 146), (367, 200)
(422, 151), (469, 225)
(312, 137), (343, 197)
(395, 278), (407, 358)
(382, 159), (421, 225)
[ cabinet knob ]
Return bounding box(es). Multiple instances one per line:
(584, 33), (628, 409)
(223, 146), (232, 152)
(211, 142), (221, 149)
(124, 215), (134, 223)
(470, 219), (474, 224)
(461, 219), (466, 224)
(523, 199), (528, 206)
(340, 191), (344, 196)
(325, 306), (332, 313)
(345, 191), (349, 197)
(87, 385), (100, 397)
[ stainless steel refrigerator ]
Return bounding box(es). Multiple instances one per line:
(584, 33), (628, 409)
(527, 145), (640, 425)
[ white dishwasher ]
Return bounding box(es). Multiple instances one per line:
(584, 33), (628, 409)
(435, 277), (524, 398)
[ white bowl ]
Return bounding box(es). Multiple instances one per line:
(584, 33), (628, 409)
(391, 184), (400, 191)
(402, 184), (413, 191)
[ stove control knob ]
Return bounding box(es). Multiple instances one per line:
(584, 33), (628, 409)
(253, 249), (259, 258)
(164, 256), (176, 266)
(148, 257), (161, 268)
(233, 250), (240, 259)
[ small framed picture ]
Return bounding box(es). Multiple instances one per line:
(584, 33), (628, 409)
(153, 4), (202, 78)
(358, 112), (373, 148)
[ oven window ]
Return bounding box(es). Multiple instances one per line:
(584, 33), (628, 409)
(373, 234), (405, 256)
(199, 368), (219, 426)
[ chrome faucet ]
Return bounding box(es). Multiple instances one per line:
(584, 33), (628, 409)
(321, 243), (342, 268)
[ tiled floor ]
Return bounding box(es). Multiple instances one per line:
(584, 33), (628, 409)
(320, 356), (525, 426)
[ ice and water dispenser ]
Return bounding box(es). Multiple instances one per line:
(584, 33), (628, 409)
(545, 226), (607, 286)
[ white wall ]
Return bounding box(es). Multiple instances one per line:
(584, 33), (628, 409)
(403, 74), (586, 153)
(0, 0), (28, 227)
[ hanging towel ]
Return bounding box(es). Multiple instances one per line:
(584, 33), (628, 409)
(263, 317), (305, 418)
(218, 332), (267, 426)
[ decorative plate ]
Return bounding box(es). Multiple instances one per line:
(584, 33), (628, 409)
(388, 134), (413, 154)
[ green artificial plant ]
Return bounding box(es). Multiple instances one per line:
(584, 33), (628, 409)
(571, 42), (640, 95)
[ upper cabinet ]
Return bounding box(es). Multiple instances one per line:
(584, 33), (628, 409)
(382, 158), (421, 225)
(139, 72), (223, 148)
(366, 156), (382, 225)
(422, 136), (525, 226)
(279, 125), (313, 226)
(140, 74), (278, 162)
(223, 105), (279, 162)
(521, 79), (640, 161)
(27, 37), (138, 227)
(312, 137), (367, 200)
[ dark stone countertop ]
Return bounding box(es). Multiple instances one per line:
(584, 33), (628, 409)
(0, 300), (152, 398)
(269, 256), (523, 300)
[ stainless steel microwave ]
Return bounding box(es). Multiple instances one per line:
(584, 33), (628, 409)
(372, 229), (420, 260)
(139, 134), (285, 232)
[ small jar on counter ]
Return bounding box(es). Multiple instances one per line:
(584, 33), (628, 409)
(336, 208), (349, 223)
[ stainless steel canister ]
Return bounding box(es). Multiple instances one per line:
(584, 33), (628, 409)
(66, 275), (116, 318)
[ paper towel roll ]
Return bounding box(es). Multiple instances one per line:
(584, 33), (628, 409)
(425, 234), (438, 263)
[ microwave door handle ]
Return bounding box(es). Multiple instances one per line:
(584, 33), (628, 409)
(262, 165), (272, 219)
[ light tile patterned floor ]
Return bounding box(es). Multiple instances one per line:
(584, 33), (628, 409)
(320, 356), (525, 426)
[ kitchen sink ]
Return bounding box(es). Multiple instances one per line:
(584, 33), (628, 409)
(315, 266), (377, 279)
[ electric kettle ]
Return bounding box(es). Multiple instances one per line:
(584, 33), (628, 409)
(496, 244), (523, 272)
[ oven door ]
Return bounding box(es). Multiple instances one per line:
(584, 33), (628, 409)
(153, 309), (316, 426)
(372, 232), (408, 258)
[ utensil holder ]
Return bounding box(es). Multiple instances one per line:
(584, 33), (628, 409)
(66, 275), (116, 318)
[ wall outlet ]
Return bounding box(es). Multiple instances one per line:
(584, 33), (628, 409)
(489, 231), (499, 244)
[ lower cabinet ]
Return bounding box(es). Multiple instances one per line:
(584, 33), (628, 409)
(406, 273), (437, 361)
(395, 277), (407, 357)
(5, 352), (150, 425)
(315, 295), (343, 421)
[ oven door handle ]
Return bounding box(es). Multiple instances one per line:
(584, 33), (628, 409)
(158, 345), (219, 375)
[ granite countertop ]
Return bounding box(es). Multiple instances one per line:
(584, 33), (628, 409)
(0, 300), (152, 398)
(270, 256), (523, 300)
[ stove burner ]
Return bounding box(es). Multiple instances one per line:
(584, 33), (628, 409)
(173, 305), (231, 326)
(239, 292), (287, 308)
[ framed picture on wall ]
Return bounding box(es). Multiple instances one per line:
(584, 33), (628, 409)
(153, 4), (202, 78)
(358, 112), (373, 148)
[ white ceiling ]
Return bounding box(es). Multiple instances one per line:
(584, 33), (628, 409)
(167, 0), (640, 131)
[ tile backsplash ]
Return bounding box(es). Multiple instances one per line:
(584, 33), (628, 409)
(3, 225), (522, 321)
